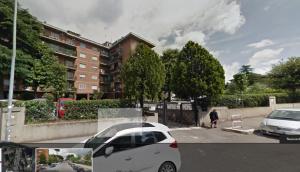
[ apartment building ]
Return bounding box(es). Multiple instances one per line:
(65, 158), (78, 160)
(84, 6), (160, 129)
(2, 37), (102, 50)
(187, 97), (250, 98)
(41, 22), (155, 99)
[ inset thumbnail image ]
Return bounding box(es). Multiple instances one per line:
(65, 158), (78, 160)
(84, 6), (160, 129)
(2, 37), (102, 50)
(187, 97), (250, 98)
(36, 148), (93, 172)
(2, 147), (35, 172)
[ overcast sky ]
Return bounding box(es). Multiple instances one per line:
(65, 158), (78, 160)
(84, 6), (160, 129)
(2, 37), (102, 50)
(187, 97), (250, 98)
(20, 0), (300, 82)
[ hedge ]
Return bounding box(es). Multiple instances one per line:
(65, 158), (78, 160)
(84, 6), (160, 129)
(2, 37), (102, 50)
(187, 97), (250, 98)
(213, 93), (300, 108)
(0, 100), (55, 124)
(24, 100), (56, 123)
(63, 99), (132, 120)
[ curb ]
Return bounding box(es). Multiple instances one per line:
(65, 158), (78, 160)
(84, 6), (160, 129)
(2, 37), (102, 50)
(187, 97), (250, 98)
(222, 127), (255, 135)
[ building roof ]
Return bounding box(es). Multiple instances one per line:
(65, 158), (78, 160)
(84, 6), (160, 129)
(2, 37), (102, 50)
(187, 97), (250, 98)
(111, 32), (155, 48)
(42, 22), (155, 50)
(42, 22), (109, 49)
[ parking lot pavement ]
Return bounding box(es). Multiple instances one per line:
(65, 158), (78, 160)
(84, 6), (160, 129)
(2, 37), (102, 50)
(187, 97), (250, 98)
(170, 117), (278, 143)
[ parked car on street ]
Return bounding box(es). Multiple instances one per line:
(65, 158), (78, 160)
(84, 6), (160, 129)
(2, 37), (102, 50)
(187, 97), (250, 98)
(83, 122), (181, 172)
(56, 98), (74, 118)
(259, 109), (300, 136)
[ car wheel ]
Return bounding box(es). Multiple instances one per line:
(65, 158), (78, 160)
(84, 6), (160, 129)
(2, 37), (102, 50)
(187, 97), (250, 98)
(158, 161), (176, 172)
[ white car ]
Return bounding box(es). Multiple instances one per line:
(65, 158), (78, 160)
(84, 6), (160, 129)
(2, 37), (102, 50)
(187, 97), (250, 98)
(259, 109), (300, 135)
(83, 122), (181, 172)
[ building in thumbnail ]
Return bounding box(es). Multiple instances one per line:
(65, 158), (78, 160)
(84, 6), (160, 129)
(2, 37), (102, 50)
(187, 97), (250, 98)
(41, 22), (155, 99)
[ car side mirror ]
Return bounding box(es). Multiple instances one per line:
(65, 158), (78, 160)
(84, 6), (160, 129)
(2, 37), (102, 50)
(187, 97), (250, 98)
(105, 146), (114, 156)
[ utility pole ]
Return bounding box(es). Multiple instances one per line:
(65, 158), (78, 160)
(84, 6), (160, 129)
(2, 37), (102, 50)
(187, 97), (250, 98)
(5, 0), (18, 142)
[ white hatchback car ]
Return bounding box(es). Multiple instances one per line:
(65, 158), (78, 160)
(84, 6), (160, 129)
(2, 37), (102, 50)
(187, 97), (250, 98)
(259, 109), (300, 135)
(83, 122), (181, 172)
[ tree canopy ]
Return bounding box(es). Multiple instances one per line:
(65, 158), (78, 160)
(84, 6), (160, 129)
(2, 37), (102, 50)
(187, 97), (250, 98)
(172, 41), (225, 100)
(0, 0), (67, 98)
(121, 43), (165, 108)
(161, 49), (179, 101)
(269, 57), (300, 93)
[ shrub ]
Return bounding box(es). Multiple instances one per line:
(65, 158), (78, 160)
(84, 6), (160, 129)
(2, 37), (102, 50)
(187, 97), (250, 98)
(212, 93), (298, 108)
(24, 100), (56, 123)
(64, 99), (132, 120)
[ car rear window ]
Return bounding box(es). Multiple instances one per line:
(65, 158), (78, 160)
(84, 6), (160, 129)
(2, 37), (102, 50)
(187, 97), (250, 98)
(153, 131), (167, 142)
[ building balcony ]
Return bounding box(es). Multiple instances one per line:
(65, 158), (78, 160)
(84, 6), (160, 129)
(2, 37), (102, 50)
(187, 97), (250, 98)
(54, 51), (77, 59)
(101, 51), (110, 57)
(65, 64), (76, 70)
(41, 34), (77, 48)
(100, 62), (110, 66)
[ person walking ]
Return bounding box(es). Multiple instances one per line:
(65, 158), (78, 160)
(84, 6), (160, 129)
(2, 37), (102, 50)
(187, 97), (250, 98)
(209, 109), (219, 128)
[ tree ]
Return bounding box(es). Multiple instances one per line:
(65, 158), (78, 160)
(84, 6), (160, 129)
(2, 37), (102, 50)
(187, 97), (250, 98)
(172, 41), (225, 125)
(26, 48), (67, 98)
(269, 57), (300, 94)
(0, 0), (42, 56)
(161, 49), (179, 101)
(239, 65), (253, 74)
(0, 45), (33, 98)
(121, 43), (165, 108)
(232, 73), (248, 93)
(92, 90), (104, 100)
(0, 1), (67, 99)
(173, 41), (225, 100)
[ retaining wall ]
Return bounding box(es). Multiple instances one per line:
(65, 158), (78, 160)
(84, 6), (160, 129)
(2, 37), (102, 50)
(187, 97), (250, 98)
(0, 107), (158, 143)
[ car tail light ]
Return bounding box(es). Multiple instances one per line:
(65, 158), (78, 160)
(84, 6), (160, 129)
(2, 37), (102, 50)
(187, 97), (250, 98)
(169, 140), (178, 148)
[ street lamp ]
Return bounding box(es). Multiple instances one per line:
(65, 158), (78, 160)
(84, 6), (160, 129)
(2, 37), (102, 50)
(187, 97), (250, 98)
(5, 0), (18, 142)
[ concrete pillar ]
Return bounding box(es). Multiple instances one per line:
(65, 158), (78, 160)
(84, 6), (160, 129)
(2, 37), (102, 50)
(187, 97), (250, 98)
(269, 96), (276, 109)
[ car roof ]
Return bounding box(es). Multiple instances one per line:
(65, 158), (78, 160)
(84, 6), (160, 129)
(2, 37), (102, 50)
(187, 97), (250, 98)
(110, 122), (170, 137)
(276, 108), (300, 112)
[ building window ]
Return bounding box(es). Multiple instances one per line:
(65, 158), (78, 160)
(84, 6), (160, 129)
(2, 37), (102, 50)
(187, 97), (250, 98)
(91, 56), (98, 61)
(92, 66), (97, 70)
(80, 42), (86, 48)
(79, 83), (86, 89)
(91, 76), (97, 80)
(66, 38), (75, 45)
(79, 74), (86, 79)
(80, 52), (86, 58)
(50, 32), (59, 40)
(92, 47), (98, 51)
(91, 85), (98, 90)
(100, 69), (104, 74)
(79, 64), (86, 68)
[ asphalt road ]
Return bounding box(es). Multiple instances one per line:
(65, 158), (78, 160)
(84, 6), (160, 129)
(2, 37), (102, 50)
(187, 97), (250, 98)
(34, 117), (300, 172)
(178, 144), (300, 172)
(41, 162), (74, 172)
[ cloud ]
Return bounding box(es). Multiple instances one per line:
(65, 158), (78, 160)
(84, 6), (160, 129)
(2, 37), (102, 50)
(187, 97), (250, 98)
(264, 6), (271, 11)
(223, 62), (240, 82)
(21, 0), (245, 51)
(248, 39), (274, 48)
(248, 48), (284, 74)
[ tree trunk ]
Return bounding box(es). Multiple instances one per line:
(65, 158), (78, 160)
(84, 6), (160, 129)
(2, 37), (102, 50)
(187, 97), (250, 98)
(0, 74), (4, 99)
(33, 85), (38, 98)
(167, 91), (171, 102)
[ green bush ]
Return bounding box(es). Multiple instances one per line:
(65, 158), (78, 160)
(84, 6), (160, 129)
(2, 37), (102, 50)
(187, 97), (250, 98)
(24, 100), (56, 123)
(213, 93), (298, 108)
(64, 99), (132, 120)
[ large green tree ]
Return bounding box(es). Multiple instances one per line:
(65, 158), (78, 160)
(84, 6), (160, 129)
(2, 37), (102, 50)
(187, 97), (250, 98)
(121, 43), (165, 108)
(269, 57), (300, 93)
(173, 41), (225, 100)
(172, 41), (225, 125)
(0, 0), (67, 98)
(161, 49), (179, 101)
